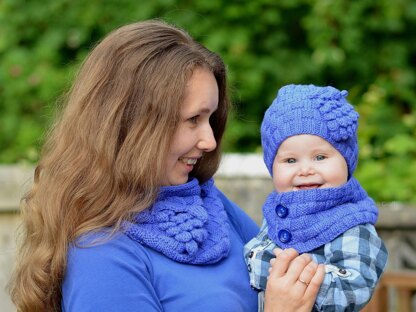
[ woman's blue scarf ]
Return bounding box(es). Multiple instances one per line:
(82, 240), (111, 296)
(123, 178), (230, 264)
(263, 177), (378, 253)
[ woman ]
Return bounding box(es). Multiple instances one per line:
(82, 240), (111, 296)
(8, 20), (323, 311)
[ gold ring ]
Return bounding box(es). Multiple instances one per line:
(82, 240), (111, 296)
(298, 278), (309, 286)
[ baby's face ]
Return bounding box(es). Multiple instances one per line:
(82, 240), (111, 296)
(272, 134), (348, 192)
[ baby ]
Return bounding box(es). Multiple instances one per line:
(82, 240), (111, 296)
(244, 84), (388, 311)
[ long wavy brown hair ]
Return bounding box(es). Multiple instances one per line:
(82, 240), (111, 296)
(8, 19), (229, 311)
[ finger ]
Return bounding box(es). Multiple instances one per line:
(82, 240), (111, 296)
(268, 248), (299, 278)
(298, 261), (318, 286)
(304, 264), (325, 299)
(267, 248), (280, 271)
(285, 253), (312, 284)
(268, 258), (275, 274)
(272, 247), (283, 257)
(285, 254), (314, 293)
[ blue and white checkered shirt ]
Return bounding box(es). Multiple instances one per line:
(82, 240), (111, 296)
(244, 222), (388, 312)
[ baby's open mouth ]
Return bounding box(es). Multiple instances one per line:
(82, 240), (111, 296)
(296, 184), (322, 190)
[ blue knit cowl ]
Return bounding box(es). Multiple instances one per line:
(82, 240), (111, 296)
(263, 177), (378, 253)
(123, 178), (231, 264)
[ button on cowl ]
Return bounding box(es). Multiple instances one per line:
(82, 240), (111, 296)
(278, 229), (292, 243)
(275, 205), (288, 218)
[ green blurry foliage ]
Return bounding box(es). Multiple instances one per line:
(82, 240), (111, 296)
(1, 0), (415, 203)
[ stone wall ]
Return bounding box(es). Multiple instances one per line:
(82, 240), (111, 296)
(0, 165), (33, 311)
(1, 155), (415, 310)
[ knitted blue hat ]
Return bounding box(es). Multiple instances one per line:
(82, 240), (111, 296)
(261, 84), (359, 177)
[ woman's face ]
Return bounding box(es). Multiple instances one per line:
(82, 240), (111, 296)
(161, 68), (219, 186)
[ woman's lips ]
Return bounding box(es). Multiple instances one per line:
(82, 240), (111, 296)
(178, 157), (199, 165)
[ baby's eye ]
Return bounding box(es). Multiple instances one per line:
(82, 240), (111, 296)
(286, 158), (296, 164)
(315, 155), (326, 161)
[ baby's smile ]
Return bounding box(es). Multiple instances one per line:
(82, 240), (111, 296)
(294, 183), (323, 191)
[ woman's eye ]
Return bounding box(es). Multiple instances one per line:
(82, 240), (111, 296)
(188, 116), (199, 124)
(286, 158), (296, 164)
(316, 155), (326, 161)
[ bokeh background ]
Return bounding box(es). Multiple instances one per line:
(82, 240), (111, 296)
(1, 0), (416, 203)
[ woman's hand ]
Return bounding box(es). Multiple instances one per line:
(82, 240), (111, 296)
(264, 248), (325, 312)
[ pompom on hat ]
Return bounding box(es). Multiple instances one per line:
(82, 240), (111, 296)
(261, 84), (359, 178)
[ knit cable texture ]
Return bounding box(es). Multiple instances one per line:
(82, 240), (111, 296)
(263, 177), (378, 253)
(124, 178), (231, 264)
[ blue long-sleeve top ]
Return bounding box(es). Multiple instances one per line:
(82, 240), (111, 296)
(62, 191), (259, 312)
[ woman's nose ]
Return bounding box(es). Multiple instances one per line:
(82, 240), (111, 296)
(197, 126), (217, 152)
